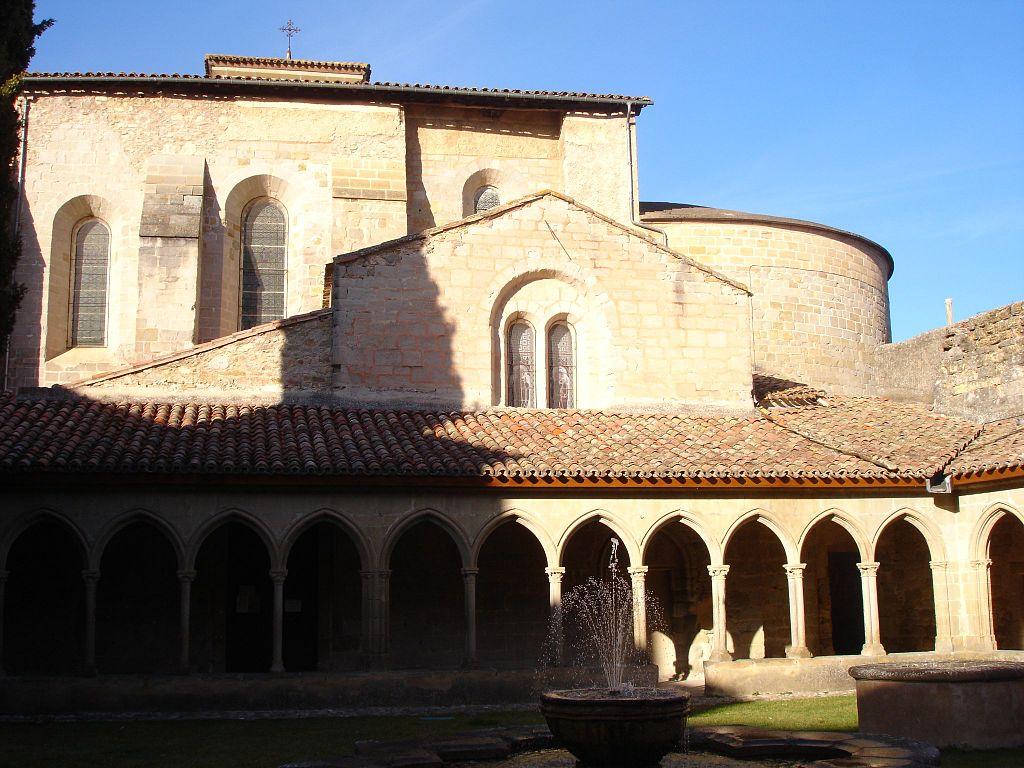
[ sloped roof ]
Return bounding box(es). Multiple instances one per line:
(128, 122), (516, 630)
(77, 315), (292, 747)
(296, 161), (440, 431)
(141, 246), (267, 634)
(946, 415), (1024, 478)
(0, 394), (1016, 487)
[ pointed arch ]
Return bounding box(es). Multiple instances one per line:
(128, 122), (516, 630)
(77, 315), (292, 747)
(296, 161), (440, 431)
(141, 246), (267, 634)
(91, 510), (185, 572)
(280, 508), (370, 570)
(971, 502), (1024, 561)
(557, 510), (640, 567)
(640, 509), (720, 564)
(722, 509), (799, 564)
(469, 509), (557, 569)
(185, 508), (278, 571)
(380, 508), (471, 570)
(1, 508), (89, 572)
(797, 509), (870, 562)
(871, 508), (946, 561)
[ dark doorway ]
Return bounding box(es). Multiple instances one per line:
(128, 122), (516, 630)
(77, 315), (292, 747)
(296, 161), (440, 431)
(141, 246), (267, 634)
(97, 521), (179, 673)
(3, 518), (85, 674)
(193, 521), (272, 672)
(827, 552), (864, 655)
(284, 521), (362, 671)
(877, 520), (936, 653)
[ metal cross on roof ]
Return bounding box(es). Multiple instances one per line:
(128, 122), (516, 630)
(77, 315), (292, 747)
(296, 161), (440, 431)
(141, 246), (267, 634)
(279, 19), (301, 60)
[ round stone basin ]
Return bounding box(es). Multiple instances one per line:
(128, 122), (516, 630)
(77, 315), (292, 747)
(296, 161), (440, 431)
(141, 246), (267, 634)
(849, 660), (1024, 749)
(540, 688), (689, 767)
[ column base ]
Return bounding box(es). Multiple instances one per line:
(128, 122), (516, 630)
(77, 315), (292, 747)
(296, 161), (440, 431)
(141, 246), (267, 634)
(860, 643), (886, 656)
(708, 649), (733, 663)
(934, 636), (955, 653)
(785, 645), (812, 659)
(270, 664), (285, 674)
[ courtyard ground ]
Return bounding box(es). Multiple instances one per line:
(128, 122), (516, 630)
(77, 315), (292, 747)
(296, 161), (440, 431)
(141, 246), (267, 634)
(0, 696), (1020, 768)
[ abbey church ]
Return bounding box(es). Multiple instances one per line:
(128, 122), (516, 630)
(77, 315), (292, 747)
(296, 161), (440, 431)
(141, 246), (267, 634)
(0, 53), (1021, 712)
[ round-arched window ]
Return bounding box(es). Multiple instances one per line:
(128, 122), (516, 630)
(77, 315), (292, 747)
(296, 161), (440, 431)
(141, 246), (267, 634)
(547, 322), (575, 408)
(70, 218), (111, 347)
(474, 186), (500, 214)
(507, 321), (536, 407)
(240, 198), (287, 330)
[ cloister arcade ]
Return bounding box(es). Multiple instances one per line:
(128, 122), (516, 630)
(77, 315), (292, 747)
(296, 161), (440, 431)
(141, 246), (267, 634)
(1, 501), (1022, 678)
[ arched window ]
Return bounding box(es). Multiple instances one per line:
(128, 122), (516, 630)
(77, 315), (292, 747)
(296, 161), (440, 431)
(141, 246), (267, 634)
(69, 219), (110, 347)
(474, 186), (500, 214)
(507, 321), (536, 407)
(240, 199), (287, 330)
(547, 322), (575, 408)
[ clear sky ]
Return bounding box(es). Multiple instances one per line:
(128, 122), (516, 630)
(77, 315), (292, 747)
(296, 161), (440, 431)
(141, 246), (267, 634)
(29, 0), (1024, 340)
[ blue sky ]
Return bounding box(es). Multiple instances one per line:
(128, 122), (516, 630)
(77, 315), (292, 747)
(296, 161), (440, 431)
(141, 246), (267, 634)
(30, 0), (1023, 340)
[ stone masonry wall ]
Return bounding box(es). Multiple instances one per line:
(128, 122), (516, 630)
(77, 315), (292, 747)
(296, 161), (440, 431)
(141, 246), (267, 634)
(655, 221), (892, 396)
(74, 310), (332, 400)
(331, 194), (753, 409)
(873, 302), (1024, 422)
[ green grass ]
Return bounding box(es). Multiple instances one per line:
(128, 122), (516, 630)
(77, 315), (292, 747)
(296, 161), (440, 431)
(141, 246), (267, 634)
(0, 697), (1021, 768)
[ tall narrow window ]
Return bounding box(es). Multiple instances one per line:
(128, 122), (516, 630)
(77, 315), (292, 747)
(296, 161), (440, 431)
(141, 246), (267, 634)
(70, 219), (110, 347)
(547, 322), (575, 408)
(240, 199), (287, 330)
(474, 185), (500, 213)
(507, 321), (536, 407)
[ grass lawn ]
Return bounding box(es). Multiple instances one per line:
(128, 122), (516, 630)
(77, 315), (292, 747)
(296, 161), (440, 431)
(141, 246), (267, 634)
(0, 696), (1021, 768)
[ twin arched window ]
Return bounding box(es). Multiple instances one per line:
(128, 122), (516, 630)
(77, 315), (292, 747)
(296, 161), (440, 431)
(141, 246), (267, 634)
(70, 219), (110, 347)
(507, 320), (575, 408)
(240, 199), (287, 330)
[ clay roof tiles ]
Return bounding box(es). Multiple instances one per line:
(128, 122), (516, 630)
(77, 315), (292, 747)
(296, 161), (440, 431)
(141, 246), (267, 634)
(1, 394), (1017, 485)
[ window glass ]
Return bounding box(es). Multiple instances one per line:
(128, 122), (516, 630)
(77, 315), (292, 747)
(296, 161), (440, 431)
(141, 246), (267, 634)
(547, 322), (575, 408)
(241, 199), (287, 329)
(474, 186), (500, 213)
(70, 219), (110, 347)
(507, 321), (536, 407)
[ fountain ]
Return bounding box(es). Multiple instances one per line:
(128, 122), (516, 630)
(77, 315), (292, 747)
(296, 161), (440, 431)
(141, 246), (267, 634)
(539, 539), (690, 768)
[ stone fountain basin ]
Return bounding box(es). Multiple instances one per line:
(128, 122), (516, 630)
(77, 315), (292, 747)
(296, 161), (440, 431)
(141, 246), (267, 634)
(540, 688), (690, 768)
(849, 660), (1024, 749)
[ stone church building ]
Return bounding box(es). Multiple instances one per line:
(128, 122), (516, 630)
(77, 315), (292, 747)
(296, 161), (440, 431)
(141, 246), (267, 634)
(0, 54), (1021, 711)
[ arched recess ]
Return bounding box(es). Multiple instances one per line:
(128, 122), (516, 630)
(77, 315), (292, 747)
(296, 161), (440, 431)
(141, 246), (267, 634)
(642, 513), (714, 681)
(96, 519), (180, 673)
(723, 516), (791, 659)
(3, 514), (87, 674)
(983, 507), (1024, 650)
(875, 514), (937, 653)
(870, 510), (946, 563)
(46, 194), (119, 360)
(387, 516), (467, 669)
(721, 511), (799, 565)
(475, 518), (550, 668)
(558, 511), (640, 569)
(201, 174), (294, 340)
(799, 515), (866, 656)
(282, 516), (364, 671)
(462, 168), (511, 217)
(92, 511), (185, 572)
(485, 264), (618, 408)
(470, 511), (556, 570)
(380, 509), (470, 572)
(190, 515), (276, 672)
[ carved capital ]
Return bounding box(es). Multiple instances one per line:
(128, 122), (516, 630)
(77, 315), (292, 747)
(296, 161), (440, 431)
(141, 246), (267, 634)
(81, 569), (101, 584)
(176, 569), (197, 584)
(269, 568), (288, 584)
(857, 561), (880, 576)
(971, 559), (993, 571)
(707, 564), (730, 579)
(545, 567), (565, 583)
(929, 560), (950, 572)
(784, 563), (807, 577)
(627, 566), (649, 577)
(461, 568), (479, 578)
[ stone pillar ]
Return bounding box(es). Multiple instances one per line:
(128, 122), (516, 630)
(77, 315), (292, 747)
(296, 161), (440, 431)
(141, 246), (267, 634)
(270, 568), (287, 673)
(177, 569), (196, 673)
(82, 569), (100, 675)
(628, 566), (649, 654)
(0, 569), (7, 676)
(857, 562), (885, 656)
(929, 561), (955, 653)
(361, 569), (391, 664)
(545, 567), (565, 665)
(707, 565), (732, 662)
(462, 568), (479, 667)
(971, 559), (997, 651)
(784, 563), (812, 658)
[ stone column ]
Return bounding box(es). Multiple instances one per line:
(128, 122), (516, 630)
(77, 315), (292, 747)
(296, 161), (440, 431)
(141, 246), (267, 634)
(857, 562), (885, 656)
(462, 568), (479, 667)
(269, 568), (288, 673)
(707, 565), (732, 662)
(545, 567), (565, 665)
(177, 569), (196, 673)
(784, 563), (812, 658)
(82, 569), (100, 675)
(929, 561), (955, 653)
(0, 569), (7, 676)
(360, 569), (391, 664)
(971, 559), (996, 651)
(628, 566), (649, 654)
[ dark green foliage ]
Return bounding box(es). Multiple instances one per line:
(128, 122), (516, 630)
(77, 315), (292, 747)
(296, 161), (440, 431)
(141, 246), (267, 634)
(0, 0), (52, 375)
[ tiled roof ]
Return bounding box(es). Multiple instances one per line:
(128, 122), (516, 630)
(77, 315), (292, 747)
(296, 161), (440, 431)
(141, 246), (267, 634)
(0, 395), (1016, 485)
(753, 373), (826, 407)
(203, 54), (369, 74)
(22, 72), (651, 108)
(946, 415), (1024, 477)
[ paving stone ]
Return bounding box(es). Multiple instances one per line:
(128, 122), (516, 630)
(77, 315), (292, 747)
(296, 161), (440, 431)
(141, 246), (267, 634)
(279, 759), (383, 768)
(497, 724), (555, 752)
(428, 735), (510, 761)
(376, 750), (443, 768)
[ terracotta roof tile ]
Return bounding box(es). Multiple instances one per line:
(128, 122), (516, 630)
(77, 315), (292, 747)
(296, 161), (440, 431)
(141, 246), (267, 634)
(3, 394), (1016, 484)
(945, 416), (1024, 477)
